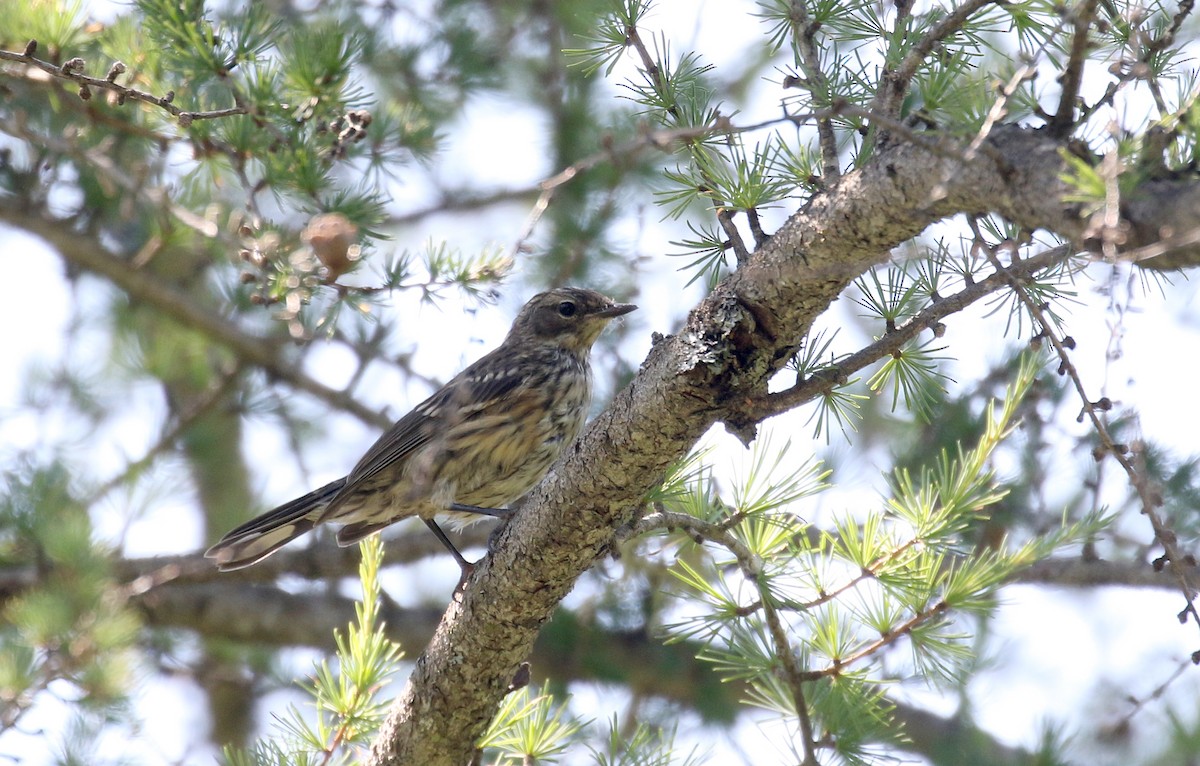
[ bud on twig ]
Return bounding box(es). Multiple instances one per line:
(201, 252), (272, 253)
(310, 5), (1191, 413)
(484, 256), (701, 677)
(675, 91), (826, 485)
(302, 212), (360, 280)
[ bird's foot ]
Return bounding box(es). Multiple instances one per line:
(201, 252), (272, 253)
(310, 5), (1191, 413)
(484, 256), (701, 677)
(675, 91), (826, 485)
(448, 502), (514, 519)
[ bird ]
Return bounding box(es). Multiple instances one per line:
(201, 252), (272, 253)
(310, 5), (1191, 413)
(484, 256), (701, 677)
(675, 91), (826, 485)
(205, 287), (636, 571)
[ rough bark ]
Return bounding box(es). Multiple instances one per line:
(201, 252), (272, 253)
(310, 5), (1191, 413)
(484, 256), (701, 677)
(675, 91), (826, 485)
(366, 126), (1122, 764)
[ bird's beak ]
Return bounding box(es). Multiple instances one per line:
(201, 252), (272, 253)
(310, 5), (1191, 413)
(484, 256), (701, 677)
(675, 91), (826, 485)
(595, 302), (637, 319)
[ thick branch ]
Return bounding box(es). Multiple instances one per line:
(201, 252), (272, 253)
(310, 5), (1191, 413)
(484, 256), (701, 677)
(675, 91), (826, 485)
(365, 125), (1107, 765)
(132, 574), (1061, 761)
(1012, 557), (1199, 590)
(134, 582), (742, 722)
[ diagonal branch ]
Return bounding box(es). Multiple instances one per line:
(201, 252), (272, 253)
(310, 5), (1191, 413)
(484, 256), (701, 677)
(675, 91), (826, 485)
(732, 244), (1073, 427)
(365, 125), (1104, 765)
(0, 203), (389, 429)
(871, 0), (1001, 119)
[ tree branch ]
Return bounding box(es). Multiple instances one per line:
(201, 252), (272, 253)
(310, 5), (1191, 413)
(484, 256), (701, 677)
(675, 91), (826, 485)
(364, 125), (1115, 765)
(0, 203), (390, 429)
(1050, 0), (1101, 136)
(0, 41), (248, 124)
(111, 525), (493, 592)
(133, 581), (743, 721)
(730, 244), (1072, 427)
(871, 0), (1002, 120)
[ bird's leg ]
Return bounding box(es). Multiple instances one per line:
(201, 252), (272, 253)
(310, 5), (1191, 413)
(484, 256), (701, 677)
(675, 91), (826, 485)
(448, 502), (514, 518)
(422, 518), (474, 579)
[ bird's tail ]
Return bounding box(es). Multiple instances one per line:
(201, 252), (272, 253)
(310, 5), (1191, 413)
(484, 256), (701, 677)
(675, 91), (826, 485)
(205, 478), (346, 571)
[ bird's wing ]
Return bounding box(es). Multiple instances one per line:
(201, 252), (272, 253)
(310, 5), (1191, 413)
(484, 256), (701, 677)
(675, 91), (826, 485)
(329, 349), (529, 501)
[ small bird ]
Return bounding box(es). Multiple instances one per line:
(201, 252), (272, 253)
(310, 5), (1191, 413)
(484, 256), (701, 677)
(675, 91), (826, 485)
(206, 288), (636, 571)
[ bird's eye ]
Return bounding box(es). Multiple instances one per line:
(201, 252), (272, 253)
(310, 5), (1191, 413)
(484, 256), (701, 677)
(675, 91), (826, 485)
(557, 301), (577, 317)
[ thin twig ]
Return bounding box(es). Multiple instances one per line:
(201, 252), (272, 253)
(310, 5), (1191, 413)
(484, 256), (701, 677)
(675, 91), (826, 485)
(760, 590), (821, 766)
(781, 0), (840, 182)
(814, 600), (950, 676)
(1106, 657), (1193, 733)
(0, 201), (389, 429)
(967, 219), (1200, 642)
(737, 244), (1074, 423)
(0, 41), (248, 124)
(870, 0), (1001, 119)
(506, 96), (991, 270)
(835, 100), (984, 165)
(506, 115), (807, 261)
(1050, 0), (1101, 136)
(1144, 0), (1196, 58)
(716, 209), (751, 264)
(746, 208), (769, 248)
(962, 64), (1039, 164)
(647, 505), (821, 764)
(0, 114), (225, 242)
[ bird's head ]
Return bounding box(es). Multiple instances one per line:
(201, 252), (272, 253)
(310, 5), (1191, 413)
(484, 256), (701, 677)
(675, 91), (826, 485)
(509, 288), (637, 353)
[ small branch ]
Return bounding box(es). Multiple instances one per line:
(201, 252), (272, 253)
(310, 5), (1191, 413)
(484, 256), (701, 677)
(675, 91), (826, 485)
(871, 0), (1001, 119)
(735, 244), (1073, 424)
(616, 22), (780, 268)
(834, 100), (986, 165)
(968, 220), (1200, 642)
(1118, 222), (1200, 270)
(85, 363), (245, 507)
(1143, 0), (1195, 60)
(0, 114), (228, 242)
(760, 589), (821, 766)
(816, 601), (950, 678)
(1104, 657), (1194, 735)
(388, 187), (539, 227)
(782, 1), (840, 182)
(0, 42), (248, 124)
(626, 510), (763, 567)
(507, 100), (993, 275)
(1050, 0), (1101, 137)
(1013, 556), (1200, 590)
(746, 208), (770, 248)
(126, 526), (492, 591)
(647, 507), (821, 764)
(629, 511), (1197, 596)
(716, 209), (751, 264)
(962, 64), (1039, 164)
(0, 202), (389, 429)
(506, 115), (805, 261)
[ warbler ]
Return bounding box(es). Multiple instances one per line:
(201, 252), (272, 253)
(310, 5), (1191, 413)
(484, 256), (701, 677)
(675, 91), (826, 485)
(206, 288), (636, 571)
